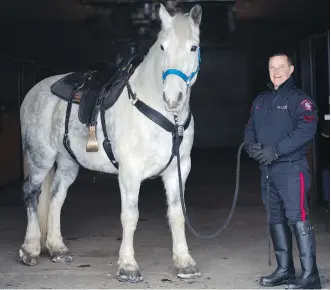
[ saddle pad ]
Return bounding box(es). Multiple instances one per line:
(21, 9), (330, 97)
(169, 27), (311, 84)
(51, 72), (84, 105)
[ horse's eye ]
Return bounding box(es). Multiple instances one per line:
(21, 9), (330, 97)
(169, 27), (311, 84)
(160, 45), (164, 51)
(191, 45), (197, 52)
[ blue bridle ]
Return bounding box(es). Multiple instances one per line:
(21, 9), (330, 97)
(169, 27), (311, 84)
(162, 47), (201, 86)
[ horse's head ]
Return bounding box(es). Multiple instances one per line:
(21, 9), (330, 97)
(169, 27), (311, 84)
(158, 4), (202, 113)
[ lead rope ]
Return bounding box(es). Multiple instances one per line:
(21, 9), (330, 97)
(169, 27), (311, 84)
(174, 115), (271, 265)
(174, 114), (244, 239)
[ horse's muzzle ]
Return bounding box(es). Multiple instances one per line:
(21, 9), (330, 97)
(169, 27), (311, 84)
(163, 92), (183, 111)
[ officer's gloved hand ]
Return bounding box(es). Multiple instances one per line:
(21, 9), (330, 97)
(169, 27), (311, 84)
(255, 145), (279, 165)
(248, 143), (262, 160)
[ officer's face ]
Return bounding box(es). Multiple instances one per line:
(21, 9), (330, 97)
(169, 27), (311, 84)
(268, 55), (294, 89)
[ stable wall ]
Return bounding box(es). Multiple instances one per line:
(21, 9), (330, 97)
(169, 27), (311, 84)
(191, 48), (250, 148)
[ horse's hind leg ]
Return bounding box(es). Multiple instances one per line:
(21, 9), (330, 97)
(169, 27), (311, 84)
(162, 156), (200, 280)
(46, 154), (79, 263)
(20, 150), (56, 266)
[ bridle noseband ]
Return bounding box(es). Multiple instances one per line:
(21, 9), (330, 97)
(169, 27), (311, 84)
(161, 47), (201, 86)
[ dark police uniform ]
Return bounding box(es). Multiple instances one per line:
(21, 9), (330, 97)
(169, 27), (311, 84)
(244, 76), (321, 289)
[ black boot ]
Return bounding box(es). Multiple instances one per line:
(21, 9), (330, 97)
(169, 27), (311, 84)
(286, 221), (321, 289)
(259, 223), (296, 287)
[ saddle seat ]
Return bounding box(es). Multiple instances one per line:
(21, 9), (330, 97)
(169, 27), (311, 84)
(51, 49), (143, 153)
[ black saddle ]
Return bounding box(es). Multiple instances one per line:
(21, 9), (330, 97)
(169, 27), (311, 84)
(51, 66), (112, 124)
(51, 41), (143, 124)
(51, 54), (143, 125)
(51, 42), (144, 153)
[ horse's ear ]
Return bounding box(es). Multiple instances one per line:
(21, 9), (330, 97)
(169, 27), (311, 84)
(189, 5), (202, 26)
(159, 3), (172, 29)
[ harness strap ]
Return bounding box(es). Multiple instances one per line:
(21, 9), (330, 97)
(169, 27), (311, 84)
(126, 83), (191, 178)
(127, 82), (191, 133)
(133, 99), (191, 133)
(62, 78), (191, 179)
(63, 83), (84, 166)
(98, 67), (137, 170)
(100, 105), (119, 169)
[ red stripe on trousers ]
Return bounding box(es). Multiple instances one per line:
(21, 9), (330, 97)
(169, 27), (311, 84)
(299, 172), (306, 221)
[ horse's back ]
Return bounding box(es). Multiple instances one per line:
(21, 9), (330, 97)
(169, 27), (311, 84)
(20, 74), (70, 150)
(21, 73), (69, 109)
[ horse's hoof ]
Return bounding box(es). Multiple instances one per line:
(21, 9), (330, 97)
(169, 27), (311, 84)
(19, 248), (39, 266)
(117, 267), (143, 283)
(177, 266), (201, 280)
(51, 251), (73, 263)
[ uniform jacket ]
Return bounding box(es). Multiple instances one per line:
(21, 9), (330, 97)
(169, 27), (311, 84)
(244, 76), (318, 163)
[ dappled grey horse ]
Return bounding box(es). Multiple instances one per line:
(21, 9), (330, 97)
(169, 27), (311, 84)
(19, 3), (202, 282)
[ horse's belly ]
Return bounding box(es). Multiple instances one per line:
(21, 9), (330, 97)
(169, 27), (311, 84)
(52, 109), (118, 174)
(142, 151), (173, 178)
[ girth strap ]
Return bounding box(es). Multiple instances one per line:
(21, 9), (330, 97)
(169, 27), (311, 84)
(63, 82), (84, 166)
(100, 105), (119, 169)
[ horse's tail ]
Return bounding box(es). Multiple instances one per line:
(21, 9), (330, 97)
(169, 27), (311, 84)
(23, 155), (55, 250)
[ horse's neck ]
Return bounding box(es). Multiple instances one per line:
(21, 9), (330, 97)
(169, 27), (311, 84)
(130, 43), (191, 124)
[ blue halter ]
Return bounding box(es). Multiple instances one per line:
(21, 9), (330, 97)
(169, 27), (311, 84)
(162, 47), (201, 86)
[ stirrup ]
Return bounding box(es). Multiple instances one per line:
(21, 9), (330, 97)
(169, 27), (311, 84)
(86, 125), (99, 152)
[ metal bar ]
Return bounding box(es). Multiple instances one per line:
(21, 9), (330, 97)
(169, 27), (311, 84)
(84, 0), (235, 4)
(32, 64), (36, 86)
(18, 61), (25, 185)
(84, 0), (235, 2)
(308, 35), (319, 210)
(312, 31), (329, 40)
(328, 30), (330, 92)
(327, 30), (330, 124)
(20, 62), (24, 104)
(0, 54), (38, 65)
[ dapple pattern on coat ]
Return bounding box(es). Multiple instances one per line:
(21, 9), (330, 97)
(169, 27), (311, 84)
(19, 4), (202, 283)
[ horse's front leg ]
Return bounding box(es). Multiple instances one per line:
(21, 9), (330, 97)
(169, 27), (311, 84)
(117, 164), (143, 283)
(162, 155), (200, 280)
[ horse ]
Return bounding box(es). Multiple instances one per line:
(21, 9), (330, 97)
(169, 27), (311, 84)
(19, 3), (202, 283)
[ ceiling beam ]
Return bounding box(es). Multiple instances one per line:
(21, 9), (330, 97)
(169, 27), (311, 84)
(83, 0), (235, 3)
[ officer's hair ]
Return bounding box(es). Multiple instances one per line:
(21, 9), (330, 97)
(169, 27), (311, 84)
(269, 53), (293, 66)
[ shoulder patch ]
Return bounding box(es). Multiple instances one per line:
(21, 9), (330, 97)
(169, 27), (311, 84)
(300, 99), (313, 111)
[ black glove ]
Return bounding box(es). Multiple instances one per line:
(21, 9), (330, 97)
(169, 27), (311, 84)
(255, 145), (279, 165)
(247, 143), (263, 160)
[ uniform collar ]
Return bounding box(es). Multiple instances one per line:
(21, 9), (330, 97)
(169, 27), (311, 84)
(267, 76), (294, 92)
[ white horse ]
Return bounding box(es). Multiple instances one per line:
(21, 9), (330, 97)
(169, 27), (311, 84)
(19, 4), (202, 282)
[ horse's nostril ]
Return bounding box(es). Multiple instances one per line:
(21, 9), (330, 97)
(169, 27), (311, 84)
(162, 92), (181, 110)
(178, 92), (183, 102)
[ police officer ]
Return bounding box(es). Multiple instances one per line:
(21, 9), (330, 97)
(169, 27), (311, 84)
(244, 52), (321, 289)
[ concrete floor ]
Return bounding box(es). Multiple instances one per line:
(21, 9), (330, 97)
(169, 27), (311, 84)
(0, 148), (329, 289)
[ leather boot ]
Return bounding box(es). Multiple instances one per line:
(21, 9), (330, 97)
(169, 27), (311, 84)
(259, 223), (296, 287)
(286, 221), (321, 289)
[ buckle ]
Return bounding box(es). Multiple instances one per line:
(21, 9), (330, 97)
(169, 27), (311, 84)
(131, 97), (138, 105)
(177, 125), (184, 136)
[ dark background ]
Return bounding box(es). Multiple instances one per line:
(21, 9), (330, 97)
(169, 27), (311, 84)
(0, 0), (329, 207)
